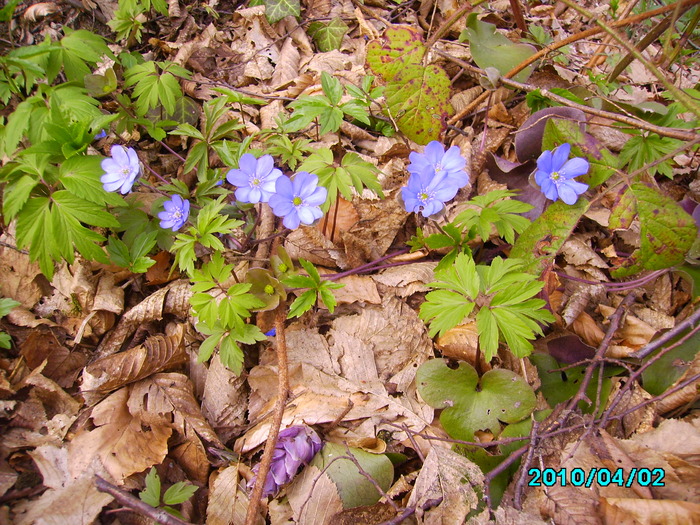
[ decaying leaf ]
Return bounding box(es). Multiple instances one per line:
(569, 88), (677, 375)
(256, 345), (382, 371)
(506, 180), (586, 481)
(94, 279), (191, 358)
(407, 447), (484, 523)
(13, 446), (113, 525)
(287, 464), (343, 524)
(202, 354), (249, 443)
(207, 464), (258, 525)
(81, 327), (186, 403)
(601, 498), (700, 525)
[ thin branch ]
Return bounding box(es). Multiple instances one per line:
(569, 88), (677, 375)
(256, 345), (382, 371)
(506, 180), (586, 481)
(94, 476), (194, 525)
(629, 306), (700, 359)
(244, 303), (290, 525)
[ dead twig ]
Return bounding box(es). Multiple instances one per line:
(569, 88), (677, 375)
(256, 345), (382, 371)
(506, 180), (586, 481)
(244, 303), (290, 525)
(94, 476), (194, 525)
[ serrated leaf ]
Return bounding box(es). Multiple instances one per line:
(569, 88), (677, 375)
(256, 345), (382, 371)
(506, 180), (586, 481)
(416, 359), (536, 441)
(163, 482), (197, 505)
(308, 18), (349, 52)
(366, 25), (426, 82)
(288, 289), (317, 318)
(219, 334), (244, 375)
(140, 468), (162, 507)
(3, 174), (38, 220)
(612, 183), (698, 277)
(385, 64), (452, 145)
(197, 331), (224, 363)
(420, 290), (476, 338)
(460, 14), (536, 83)
(264, 0), (300, 23)
(60, 155), (124, 206)
(52, 190), (119, 228)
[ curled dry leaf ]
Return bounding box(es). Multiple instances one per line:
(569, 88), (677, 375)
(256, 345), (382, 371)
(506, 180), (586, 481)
(599, 304), (658, 351)
(656, 351), (700, 415)
(81, 327), (186, 402)
(372, 262), (436, 298)
(22, 3), (59, 22)
(94, 279), (191, 359)
(436, 322), (490, 370)
(20, 328), (87, 388)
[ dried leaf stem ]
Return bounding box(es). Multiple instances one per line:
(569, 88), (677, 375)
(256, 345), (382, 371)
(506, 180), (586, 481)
(438, 49), (699, 142)
(94, 475), (194, 525)
(244, 302), (290, 525)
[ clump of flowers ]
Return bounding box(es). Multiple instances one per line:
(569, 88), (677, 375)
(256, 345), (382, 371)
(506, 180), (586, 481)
(402, 141), (470, 217)
(226, 153), (283, 204)
(158, 194), (190, 231)
(535, 143), (589, 205)
(101, 145), (142, 194)
(248, 425), (323, 497)
(269, 172), (327, 229)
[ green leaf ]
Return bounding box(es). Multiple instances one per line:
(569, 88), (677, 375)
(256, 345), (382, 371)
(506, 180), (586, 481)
(366, 25), (426, 82)
(139, 468), (161, 508)
(0, 298), (20, 318)
(416, 359), (536, 441)
(16, 196), (54, 279)
(460, 14), (537, 83)
(320, 72), (343, 106)
(3, 174), (39, 220)
(308, 18), (349, 52)
(619, 133), (683, 179)
(311, 443), (393, 508)
(420, 290), (476, 338)
(52, 190), (119, 228)
(612, 183), (698, 277)
(163, 482), (197, 505)
(264, 0), (300, 23)
(60, 155), (124, 206)
(197, 330), (224, 363)
(288, 290), (317, 318)
(385, 64), (452, 145)
(219, 334), (244, 375)
(107, 237), (131, 268)
(0, 333), (11, 349)
(510, 198), (590, 275)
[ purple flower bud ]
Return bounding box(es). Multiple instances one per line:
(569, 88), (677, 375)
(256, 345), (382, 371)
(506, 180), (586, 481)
(249, 425), (322, 497)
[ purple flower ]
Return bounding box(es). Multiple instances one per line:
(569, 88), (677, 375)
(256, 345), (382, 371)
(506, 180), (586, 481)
(249, 425), (322, 497)
(268, 172), (327, 230)
(407, 141), (469, 188)
(226, 153), (283, 203)
(158, 194), (190, 231)
(101, 145), (141, 194)
(402, 168), (466, 217)
(535, 143), (589, 205)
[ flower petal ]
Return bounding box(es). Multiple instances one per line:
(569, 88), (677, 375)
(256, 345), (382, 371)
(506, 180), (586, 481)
(238, 153), (258, 175)
(282, 210), (301, 229)
(557, 183), (580, 205)
(536, 149), (553, 174)
(559, 157), (590, 179)
(303, 186), (327, 206)
(551, 143), (571, 172)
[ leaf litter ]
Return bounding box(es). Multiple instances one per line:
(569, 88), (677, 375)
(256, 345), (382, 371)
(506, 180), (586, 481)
(1, 0), (700, 524)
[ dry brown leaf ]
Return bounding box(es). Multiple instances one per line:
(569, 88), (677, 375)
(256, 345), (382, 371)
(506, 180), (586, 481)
(128, 372), (224, 448)
(332, 275), (381, 305)
(14, 445), (112, 525)
(0, 232), (44, 308)
(207, 464), (258, 525)
(81, 328), (186, 402)
(145, 251), (177, 286)
(0, 459), (17, 497)
(94, 279), (191, 359)
(372, 262), (436, 297)
(272, 37), (301, 89)
(201, 354), (249, 443)
(436, 322), (489, 369)
(21, 2), (58, 22)
(69, 387), (171, 481)
(330, 295), (433, 393)
(407, 447), (484, 524)
(20, 328), (86, 388)
(537, 484), (602, 524)
(601, 498), (700, 525)
(316, 197), (359, 241)
(287, 464), (343, 525)
(285, 226), (349, 269)
(629, 418), (700, 461)
(562, 236), (609, 269)
(604, 381), (655, 437)
(599, 304), (658, 352)
(170, 440), (209, 484)
(331, 503), (397, 525)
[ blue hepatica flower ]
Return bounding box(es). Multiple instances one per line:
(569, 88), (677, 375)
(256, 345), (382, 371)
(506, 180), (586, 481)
(402, 141), (470, 217)
(101, 145), (141, 194)
(407, 140), (470, 188)
(226, 153), (283, 203)
(535, 143), (590, 205)
(158, 194), (190, 231)
(269, 172), (327, 230)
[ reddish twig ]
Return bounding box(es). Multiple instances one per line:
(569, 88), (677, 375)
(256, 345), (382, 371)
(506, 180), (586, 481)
(244, 303), (290, 525)
(94, 476), (193, 525)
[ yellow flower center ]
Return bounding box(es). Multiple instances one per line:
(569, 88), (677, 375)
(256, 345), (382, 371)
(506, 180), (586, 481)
(419, 192), (430, 202)
(252, 178), (260, 186)
(121, 167), (131, 176)
(293, 196), (303, 206)
(550, 171), (561, 181)
(264, 284), (275, 295)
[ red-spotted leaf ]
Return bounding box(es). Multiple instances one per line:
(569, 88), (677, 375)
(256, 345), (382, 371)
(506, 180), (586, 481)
(385, 64), (452, 145)
(612, 183), (698, 277)
(366, 25), (425, 82)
